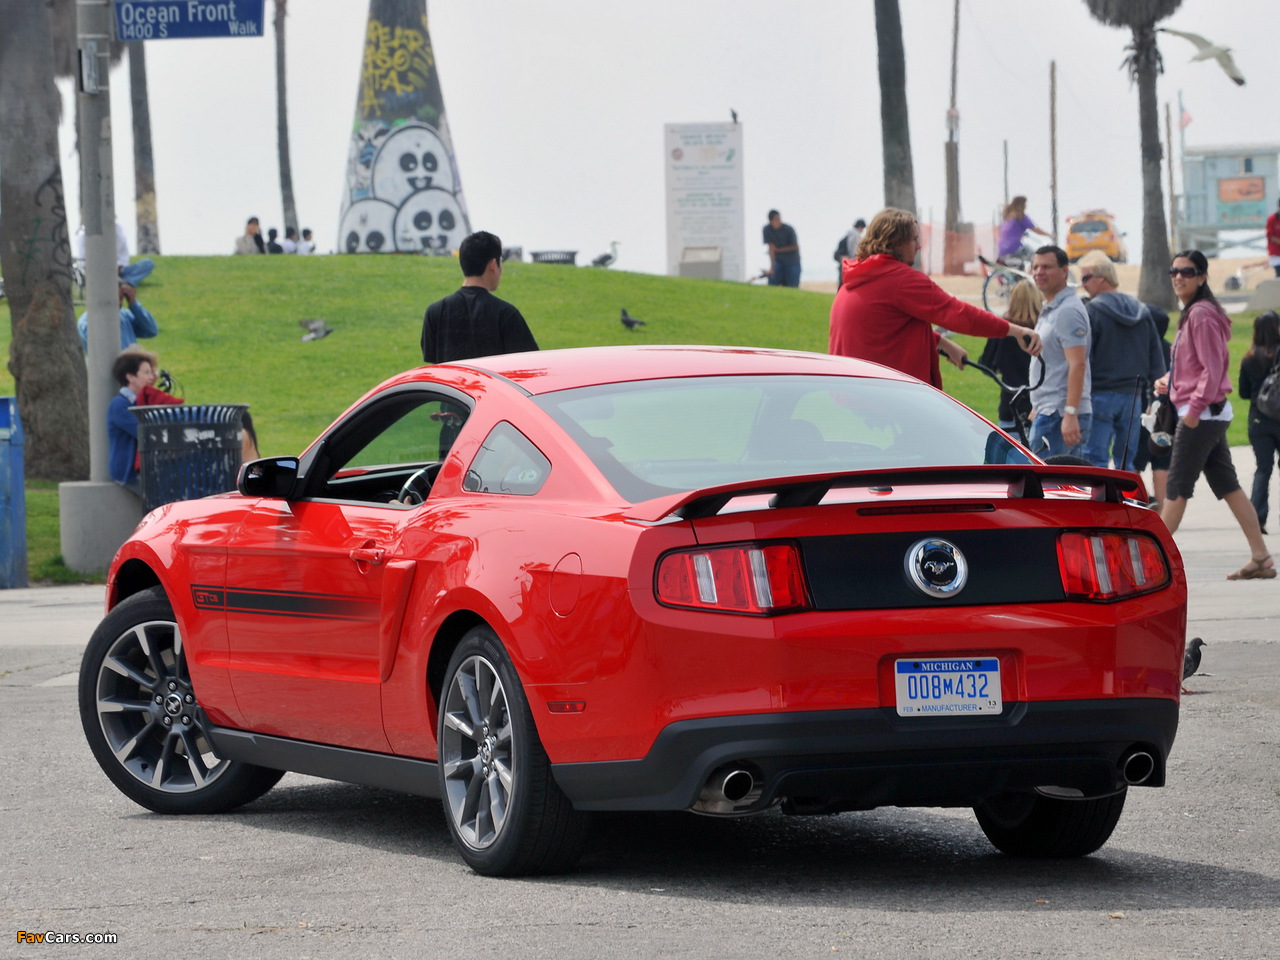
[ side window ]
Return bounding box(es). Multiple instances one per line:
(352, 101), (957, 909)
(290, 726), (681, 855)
(344, 398), (468, 470)
(463, 422), (550, 496)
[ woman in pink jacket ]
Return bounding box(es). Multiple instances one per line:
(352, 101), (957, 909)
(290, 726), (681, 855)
(829, 208), (1040, 390)
(1156, 249), (1273, 579)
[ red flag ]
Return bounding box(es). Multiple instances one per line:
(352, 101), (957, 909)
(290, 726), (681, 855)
(1179, 109), (1193, 129)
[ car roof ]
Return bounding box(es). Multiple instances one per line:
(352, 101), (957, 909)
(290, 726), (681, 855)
(409, 345), (917, 396)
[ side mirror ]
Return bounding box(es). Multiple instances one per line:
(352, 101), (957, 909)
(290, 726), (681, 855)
(238, 457), (300, 499)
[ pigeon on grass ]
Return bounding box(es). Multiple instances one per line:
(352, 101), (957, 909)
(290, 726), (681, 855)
(299, 318), (333, 342)
(620, 308), (645, 330)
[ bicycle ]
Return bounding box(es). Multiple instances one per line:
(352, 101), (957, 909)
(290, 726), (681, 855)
(978, 252), (1031, 314)
(947, 333), (1044, 450)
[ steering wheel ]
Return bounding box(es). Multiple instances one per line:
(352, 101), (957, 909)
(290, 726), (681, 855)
(397, 464), (439, 506)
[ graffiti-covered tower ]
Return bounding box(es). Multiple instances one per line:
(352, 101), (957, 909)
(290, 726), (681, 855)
(338, 0), (470, 254)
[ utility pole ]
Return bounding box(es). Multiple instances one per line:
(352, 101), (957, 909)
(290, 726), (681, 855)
(1048, 61), (1059, 244)
(1165, 102), (1177, 254)
(942, 0), (962, 274)
(1003, 140), (1009, 207)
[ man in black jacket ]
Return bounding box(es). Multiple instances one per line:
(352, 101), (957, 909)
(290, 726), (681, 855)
(1077, 251), (1167, 471)
(421, 231), (538, 364)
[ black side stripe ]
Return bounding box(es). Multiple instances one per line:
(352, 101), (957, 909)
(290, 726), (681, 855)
(190, 585), (378, 622)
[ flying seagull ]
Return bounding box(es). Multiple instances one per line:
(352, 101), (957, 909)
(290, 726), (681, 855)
(1182, 637), (1206, 693)
(299, 318), (333, 342)
(1158, 28), (1246, 86)
(620, 308), (645, 330)
(591, 241), (620, 269)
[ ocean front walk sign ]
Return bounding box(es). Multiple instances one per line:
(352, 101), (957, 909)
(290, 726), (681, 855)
(113, 0), (265, 40)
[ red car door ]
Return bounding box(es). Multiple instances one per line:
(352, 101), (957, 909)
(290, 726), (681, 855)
(221, 498), (404, 752)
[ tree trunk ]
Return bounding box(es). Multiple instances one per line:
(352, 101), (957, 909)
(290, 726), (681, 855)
(129, 42), (161, 255)
(0, 0), (90, 480)
(275, 0), (298, 234)
(1133, 24), (1176, 309)
(874, 0), (916, 215)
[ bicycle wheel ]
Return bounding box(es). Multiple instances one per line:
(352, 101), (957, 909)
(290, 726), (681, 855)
(983, 271), (1015, 313)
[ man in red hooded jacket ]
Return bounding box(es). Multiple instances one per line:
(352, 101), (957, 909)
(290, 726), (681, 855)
(829, 208), (1041, 389)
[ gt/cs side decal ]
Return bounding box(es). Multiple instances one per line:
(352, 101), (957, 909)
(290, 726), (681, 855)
(190, 585), (378, 622)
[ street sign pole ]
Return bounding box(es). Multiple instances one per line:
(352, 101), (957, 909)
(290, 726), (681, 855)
(78, 0), (117, 484)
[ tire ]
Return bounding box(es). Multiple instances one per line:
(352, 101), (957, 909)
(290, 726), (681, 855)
(438, 625), (590, 876)
(79, 586), (283, 815)
(974, 789), (1126, 858)
(982, 270), (1014, 313)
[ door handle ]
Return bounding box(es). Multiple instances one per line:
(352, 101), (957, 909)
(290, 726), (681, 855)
(350, 546), (386, 566)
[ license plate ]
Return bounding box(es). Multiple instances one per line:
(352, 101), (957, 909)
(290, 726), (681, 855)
(894, 658), (1002, 717)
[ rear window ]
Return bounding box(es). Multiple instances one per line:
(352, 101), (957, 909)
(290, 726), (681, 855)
(534, 374), (1027, 502)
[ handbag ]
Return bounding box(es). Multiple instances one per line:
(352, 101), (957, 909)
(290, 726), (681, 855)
(1145, 397), (1178, 456)
(1255, 353), (1280, 421)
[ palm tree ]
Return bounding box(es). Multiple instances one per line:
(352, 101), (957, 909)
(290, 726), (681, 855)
(0, 0), (89, 480)
(274, 0), (299, 236)
(1083, 0), (1182, 309)
(129, 42), (161, 254)
(874, 0), (916, 215)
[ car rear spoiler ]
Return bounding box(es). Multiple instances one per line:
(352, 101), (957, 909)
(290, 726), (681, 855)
(633, 464), (1148, 522)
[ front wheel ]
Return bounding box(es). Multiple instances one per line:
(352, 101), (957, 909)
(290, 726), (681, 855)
(79, 586), (283, 814)
(438, 625), (589, 875)
(974, 790), (1126, 858)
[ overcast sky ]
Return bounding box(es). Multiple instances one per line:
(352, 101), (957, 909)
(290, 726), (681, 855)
(55, 0), (1278, 280)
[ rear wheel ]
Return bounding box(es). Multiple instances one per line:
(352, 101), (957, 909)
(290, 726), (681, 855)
(79, 587), (283, 814)
(982, 270), (1015, 313)
(438, 625), (589, 875)
(974, 790), (1126, 858)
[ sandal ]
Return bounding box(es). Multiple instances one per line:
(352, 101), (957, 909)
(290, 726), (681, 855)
(1227, 555), (1276, 580)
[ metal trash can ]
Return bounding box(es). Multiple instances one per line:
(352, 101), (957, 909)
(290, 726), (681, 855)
(1, 397), (27, 589)
(132, 404), (248, 512)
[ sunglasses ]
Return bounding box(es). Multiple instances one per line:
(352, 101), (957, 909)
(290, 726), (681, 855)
(1080, 274), (1096, 283)
(1168, 266), (1201, 278)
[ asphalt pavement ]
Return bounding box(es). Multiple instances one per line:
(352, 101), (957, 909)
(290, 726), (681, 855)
(2, 449), (1276, 959)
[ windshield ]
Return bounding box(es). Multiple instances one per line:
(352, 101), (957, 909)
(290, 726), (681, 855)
(535, 374), (1028, 502)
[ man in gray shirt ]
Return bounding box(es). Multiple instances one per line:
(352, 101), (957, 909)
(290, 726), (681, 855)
(1028, 245), (1092, 459)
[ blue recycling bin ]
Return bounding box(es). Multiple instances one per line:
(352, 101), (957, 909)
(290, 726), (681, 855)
(1, 397), (28, 589)
(132, 404), (248, 512)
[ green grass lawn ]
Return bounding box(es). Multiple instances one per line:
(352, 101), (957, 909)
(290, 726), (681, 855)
(0, 254), (1264, 582)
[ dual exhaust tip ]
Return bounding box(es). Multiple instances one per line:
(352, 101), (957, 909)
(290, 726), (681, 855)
(694, 749), (1156, 815)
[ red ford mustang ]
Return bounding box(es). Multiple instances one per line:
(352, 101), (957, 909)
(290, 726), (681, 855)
(80, 345), (1186, 875)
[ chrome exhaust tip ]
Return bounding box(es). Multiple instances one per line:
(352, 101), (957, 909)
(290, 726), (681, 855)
(1121, 750), (1156, 786)
(691, 764), (764, 815)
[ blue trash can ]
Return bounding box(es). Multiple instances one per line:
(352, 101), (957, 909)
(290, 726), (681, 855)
(1, 397), (28, 589)
(132, 404), (248, 512)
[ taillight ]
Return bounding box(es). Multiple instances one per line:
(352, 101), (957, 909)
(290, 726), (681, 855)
(1057, 531), (1170, 601)
(656, 542), (809, 614)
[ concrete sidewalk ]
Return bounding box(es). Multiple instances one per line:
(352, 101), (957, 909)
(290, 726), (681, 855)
(1, 448), (1275, 648)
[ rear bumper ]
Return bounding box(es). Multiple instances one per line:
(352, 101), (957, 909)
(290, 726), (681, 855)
(551, 698), (1178, 812)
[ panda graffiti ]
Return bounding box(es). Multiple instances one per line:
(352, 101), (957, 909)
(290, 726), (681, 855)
(371, 123), (457, 206)
(393, 188), (467, 253)
(338, 198), (397, 254)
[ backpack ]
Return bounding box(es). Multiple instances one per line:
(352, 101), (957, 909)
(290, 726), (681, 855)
(833, 235), (850, 261)
(1255, 353), (1280, 421)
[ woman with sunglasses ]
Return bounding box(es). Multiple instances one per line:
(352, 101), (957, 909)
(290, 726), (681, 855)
(1154, 250), (1273, 579)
